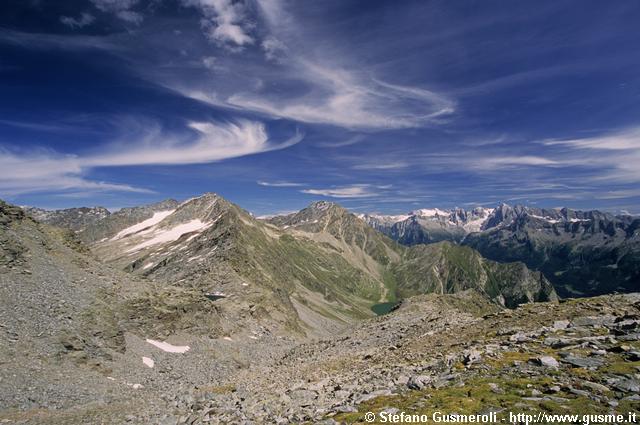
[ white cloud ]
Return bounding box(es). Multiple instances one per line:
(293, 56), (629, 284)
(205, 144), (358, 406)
(301, 184), (379, 198)
(90, 0), (143, 24)
(202, 56), (224, 72)
(182, 0), (254, 48)
(541, 127), (640, 183)
(60, 13), (95, 29)
(261, 37), (287, 62)
(0, 120), (303, 196)
(174, 0), (454, 130)
(0, 150), (152, 196)
(257, 180), (304, 187)
(474, 155), (559, 168)
(225, 60), (454, 130)
(352, 161), (409, 170)
(543, 128), (640, 151)
(318, 135), (365, 148)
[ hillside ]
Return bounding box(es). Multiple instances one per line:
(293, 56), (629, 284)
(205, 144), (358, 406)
(91, 194), (393, 338)
(462, 204), (640, 297)
(361, 203), (640, 298)
(2, 196), (636, 424)
(268, 201), (557, 309)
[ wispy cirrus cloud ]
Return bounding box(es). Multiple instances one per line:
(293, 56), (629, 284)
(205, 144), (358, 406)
(0, 28), (121, 51)
(90, 0), (143, 24)
(540, 127), (640, 183)
(301, 184), (382, 198)
(351, 161), (409, 171)
(172, 0), (455, 130)
(257, 180), (305, 187)
(224, 61), (454, 129)
(0, 119), (303, 196)
(60, 13), (95, 29)
(317, 134), (365, 148)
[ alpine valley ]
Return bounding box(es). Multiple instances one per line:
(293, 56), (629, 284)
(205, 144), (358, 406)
(1, 194), (639, 424)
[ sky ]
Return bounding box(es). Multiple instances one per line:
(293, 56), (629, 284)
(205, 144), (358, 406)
(1, 0), (640, 215)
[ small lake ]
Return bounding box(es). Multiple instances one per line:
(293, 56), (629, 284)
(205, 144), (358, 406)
(371, 301), (399, 316)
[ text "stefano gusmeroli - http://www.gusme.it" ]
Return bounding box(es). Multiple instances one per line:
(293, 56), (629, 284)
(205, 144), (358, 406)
(363, 410), (639, 424)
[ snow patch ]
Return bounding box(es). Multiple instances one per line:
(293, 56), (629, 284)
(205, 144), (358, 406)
(112, 210), (175, 240)
(126, 220), (213, 252)
(146, 339), (190, 353)
(412, 208), (449, 218)
(142, 356), (155, 368)
(530, 214), (560, 224)
(142, 263), (154, 270)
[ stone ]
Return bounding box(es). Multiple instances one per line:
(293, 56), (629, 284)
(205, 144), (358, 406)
(571, 315), (616, 327)
(534, 356), (560, 369)
(289, 389), (317, 406)
(544, 337), (576, 348)
(626, 351), (640, 361)
(407, 375), (432, 390)
(560, 355), (604, 369)
(580, 381), (610, 393)
(509, 332), (532, 343)
(569, 388), (590, 397)
(553, 320), (570, 330)
(462, 349), (482, 365)
(613, 379), (640, 393)
(488, 383), (504, 394)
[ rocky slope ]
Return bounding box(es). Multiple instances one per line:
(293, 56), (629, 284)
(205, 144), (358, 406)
(1, 199), (138, 421)
(136, 292), (640, 424)
(0, 199), (297, 424)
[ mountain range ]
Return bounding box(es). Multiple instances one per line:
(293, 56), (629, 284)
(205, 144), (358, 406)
(21, 196), (558, 333)
(3, 194), (639, 423)
(361, 203), (640, 297)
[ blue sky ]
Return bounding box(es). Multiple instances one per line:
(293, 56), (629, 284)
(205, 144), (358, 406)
(1, 0), (640, 215)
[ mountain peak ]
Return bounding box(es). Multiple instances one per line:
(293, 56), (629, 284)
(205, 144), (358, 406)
(308, 200), (339, 211)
